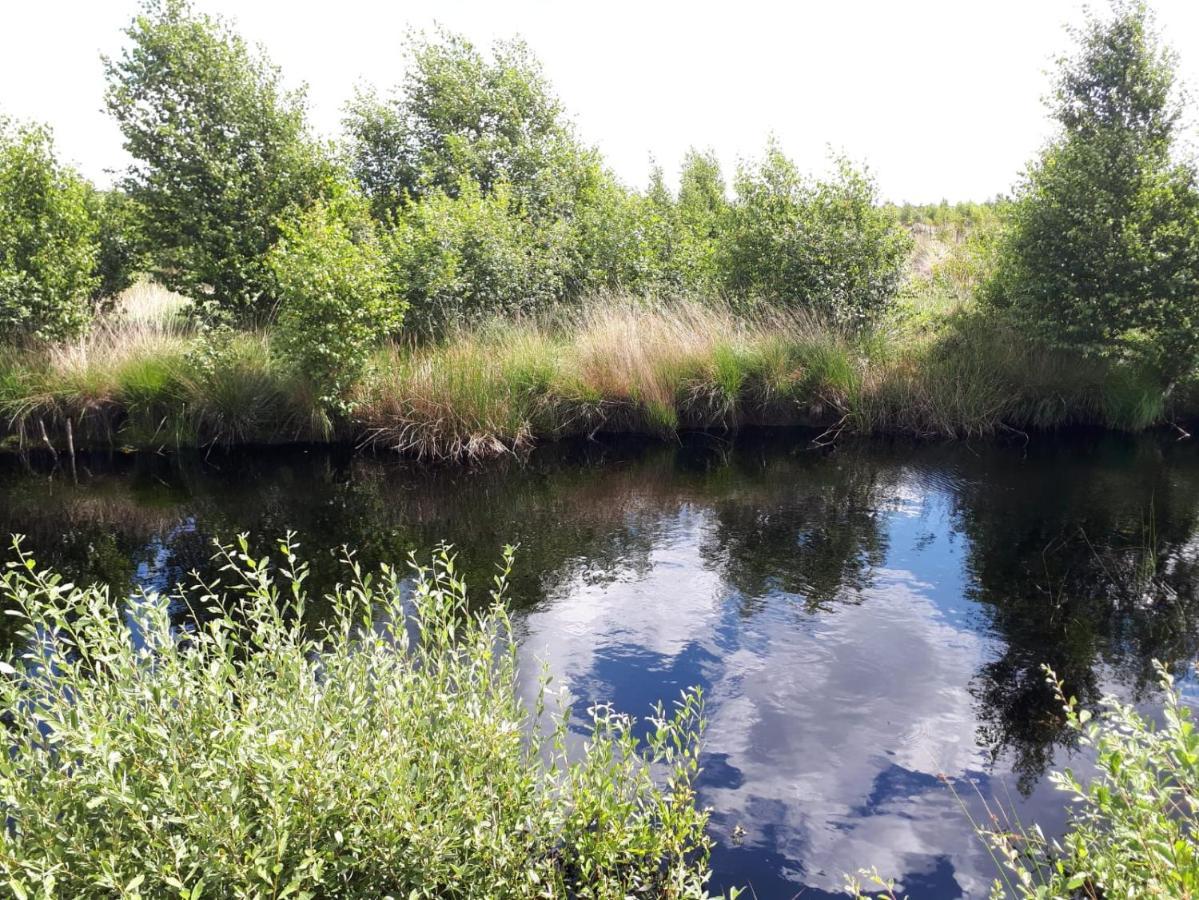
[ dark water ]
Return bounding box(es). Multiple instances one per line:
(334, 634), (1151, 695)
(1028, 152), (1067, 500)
(4, 431), (1199, 898)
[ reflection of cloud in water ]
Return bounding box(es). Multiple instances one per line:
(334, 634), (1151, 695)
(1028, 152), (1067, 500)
(705, 569), (996, 896)
(517, 508), (726, 696)
(515, 509), (1014, 897)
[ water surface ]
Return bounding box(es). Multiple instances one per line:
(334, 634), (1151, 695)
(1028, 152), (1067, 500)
(3, 431), (1198, 898)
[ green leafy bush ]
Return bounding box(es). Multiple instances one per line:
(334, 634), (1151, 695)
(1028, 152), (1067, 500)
(673, 150), (731, 296)
(566, 167), (679, 298)
(268, 194), (404, 411)
(722, 145), (911, 326)
(86, 188), (146, 302)
(984, 662), (1199, 898)
(383, 179), (566, 335)
(984, 0), (1199, 381)
(105, 0), (334, 321)
(0, 119), (99, 342)
(0, 537), (719, 899)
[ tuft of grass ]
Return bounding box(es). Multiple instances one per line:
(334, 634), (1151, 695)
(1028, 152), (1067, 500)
(0, 536), (724, 899)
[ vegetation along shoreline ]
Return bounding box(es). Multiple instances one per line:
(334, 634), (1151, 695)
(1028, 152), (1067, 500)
(5, 0), (1199, 463)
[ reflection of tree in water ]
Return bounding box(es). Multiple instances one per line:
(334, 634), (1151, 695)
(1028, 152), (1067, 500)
(0, 442), (713, 632)
(700, 449), (891, 613)
(8, 431), (1199, 801)
(950, 436), (1199, 792)
(0, 438), (894, 631)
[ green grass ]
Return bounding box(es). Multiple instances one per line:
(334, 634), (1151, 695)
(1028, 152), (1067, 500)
(0, 537), (724, 899)
(2, 283), (1196, 460)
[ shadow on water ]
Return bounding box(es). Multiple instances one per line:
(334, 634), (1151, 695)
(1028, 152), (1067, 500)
(3, 429), (1199, 897)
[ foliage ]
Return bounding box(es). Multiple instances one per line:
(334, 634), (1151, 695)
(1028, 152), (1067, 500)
(0, 119), (99, 342)
(0, 537), (720, 899)
(344, 28), (590, 221)
(382, 179), (566, 335)
(104, 0), (334, 321)
(564, 166), (680, 298)
(85, 188), (146, 302)
(984, 0), (1199, 380)
(984, 662), (1199, 899)
(267, 192), (404, 411)
(674, 150), (731, 296)
(722, 144), (911, 326)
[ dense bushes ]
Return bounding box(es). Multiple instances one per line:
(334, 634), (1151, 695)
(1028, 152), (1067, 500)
(0, 120), (99, 342)
(0, 538), (718, 899)
(723, 148), (910, 325)
(985, 0), (1199, 381)
(341, 27), (909, 331)
(384, 180), (566, 335)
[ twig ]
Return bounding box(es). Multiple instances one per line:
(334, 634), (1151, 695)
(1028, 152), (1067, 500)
(38, 419), (58, 461)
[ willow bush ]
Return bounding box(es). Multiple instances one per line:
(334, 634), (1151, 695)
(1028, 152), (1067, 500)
(982, 663), (1199, 899)
(0, 537), (721, 899)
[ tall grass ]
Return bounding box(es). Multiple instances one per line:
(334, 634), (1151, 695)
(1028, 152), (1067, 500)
(1, 284), (1192, 460)
(0, 536), (723, 899)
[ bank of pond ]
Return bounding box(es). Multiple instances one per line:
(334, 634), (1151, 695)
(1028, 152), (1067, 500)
(4, 303), (1198, 462)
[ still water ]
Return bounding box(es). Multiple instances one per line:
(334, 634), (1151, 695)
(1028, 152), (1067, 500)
(3, 431), (1199, 898)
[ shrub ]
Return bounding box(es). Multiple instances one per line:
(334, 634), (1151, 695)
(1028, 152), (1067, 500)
(105, 0), (334, 321)
(983, 662), (1199, 898)
(0, 119), (99, 342)
(85, 188), (146, 302)
(0, 537), (720, 899)
(984, 0), (1199, 382)
(674, 150), (731, 297)
(722, 144), (911, 327)
(268, 194), (404, 411)
(566, 168), (679, 298)
(383, 179), (565, 335)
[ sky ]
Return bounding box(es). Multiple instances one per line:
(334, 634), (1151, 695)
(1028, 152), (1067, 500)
(4, 0), (1199, 203)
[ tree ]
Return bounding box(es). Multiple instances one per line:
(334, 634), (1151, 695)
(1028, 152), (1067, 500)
(382, 179), (567, 336)
(105, 0), (332, 321)
(984, 0), (1199, 381)
(86, 188), (147, 302)
(723, 143), (910, 325)
(344, 28), (589, 221)
(0, 119), (99, 342)
(267, 190), (404, 411)
(675, 149), (730, 295)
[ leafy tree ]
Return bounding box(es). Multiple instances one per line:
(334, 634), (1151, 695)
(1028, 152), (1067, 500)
(105, 0), (333, 321)
(344, 28), (590, 220)
(86, 188), (146, 302)
(984, 0), (1199, 381)
(675, 149), (730, 295)
(723, 143), (910, 325)
(382, 179), (566, 335)
(0, 119), (99, 342)
(268, 191), (404, 411)
(565, 166), (680, 297)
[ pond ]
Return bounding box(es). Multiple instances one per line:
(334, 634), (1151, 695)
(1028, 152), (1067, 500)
(2, 430), (1198, 898)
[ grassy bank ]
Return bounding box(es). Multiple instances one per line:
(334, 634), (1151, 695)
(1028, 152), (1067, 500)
(1, 284), (1194, 460)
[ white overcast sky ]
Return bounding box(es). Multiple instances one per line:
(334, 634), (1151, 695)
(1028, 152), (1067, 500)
(4, 0), (1199, 202)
